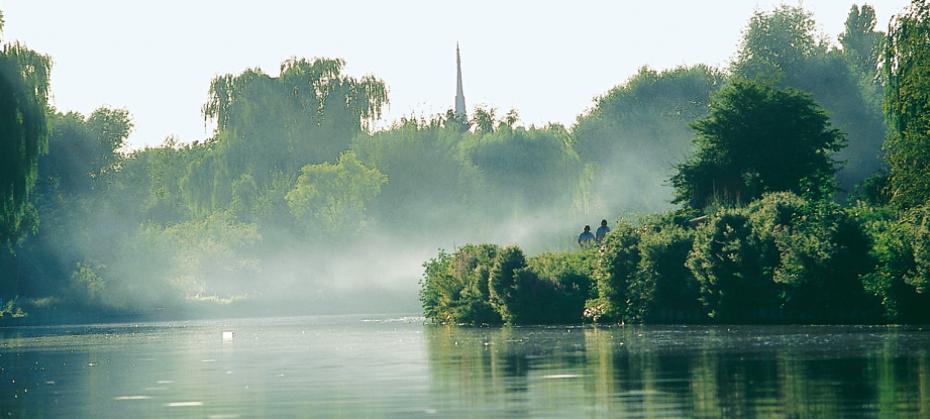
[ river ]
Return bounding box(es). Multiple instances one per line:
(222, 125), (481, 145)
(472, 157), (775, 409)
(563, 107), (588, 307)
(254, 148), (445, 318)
(0, 315), (928, 417)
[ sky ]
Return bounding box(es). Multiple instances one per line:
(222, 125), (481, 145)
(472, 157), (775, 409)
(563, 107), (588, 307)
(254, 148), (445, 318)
(0, 0), (911, 149)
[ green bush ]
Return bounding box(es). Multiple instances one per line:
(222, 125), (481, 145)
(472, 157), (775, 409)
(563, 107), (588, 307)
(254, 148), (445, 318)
(488, 246), (529, 324)
(420, 244), (598, 325)
(418, 196), (924, 325)
(688, 208), (778, 323)
(856, 204), (930, 323)
(420, 244), (501, 325)
(632, 224), (703, 323)
(587, 222), (641, 322)
(747, 193), (877, 322)
(528, 251), (595, 323)
(488, 246), (595, 324)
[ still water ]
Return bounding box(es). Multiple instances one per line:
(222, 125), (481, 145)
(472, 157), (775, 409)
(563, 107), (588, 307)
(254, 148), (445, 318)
(0, 315), (928, 417)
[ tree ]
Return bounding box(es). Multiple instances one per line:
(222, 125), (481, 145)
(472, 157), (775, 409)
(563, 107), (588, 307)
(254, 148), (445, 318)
(884, 0), (930, 209)
(672, 82), (844, 209)
(840, 5), (884, 80)
(733, 5), (885, 194)
(351, 120), (482, 235)
(573, 65), (723, 213)
(732, 6), (825, 85)
(41, 108), (133, 195)
(465, 124), (585, 213)
(203, 58), (388, 187)
(0, 13), (51, 247)
(285, 151), (386, 236)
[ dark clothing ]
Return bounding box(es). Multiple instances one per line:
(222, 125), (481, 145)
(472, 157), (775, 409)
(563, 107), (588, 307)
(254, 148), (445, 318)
(596, 225), (610, 242)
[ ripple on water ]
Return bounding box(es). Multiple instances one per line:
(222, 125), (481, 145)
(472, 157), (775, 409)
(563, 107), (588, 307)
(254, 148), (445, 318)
(113, 395), (151, 401)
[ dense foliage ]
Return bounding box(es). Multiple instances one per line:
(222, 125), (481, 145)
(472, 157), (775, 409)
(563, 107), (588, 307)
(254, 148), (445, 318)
(420, 244), (594, 325)
(420, 2), (930, 326)
(672, 82), (844, 208)
(423, 192), (919, 325)
(733, 5), (887, 194)
(2, 3), (929, 325)
(884, 0), (930, 208)
(0, 14), (50, 249)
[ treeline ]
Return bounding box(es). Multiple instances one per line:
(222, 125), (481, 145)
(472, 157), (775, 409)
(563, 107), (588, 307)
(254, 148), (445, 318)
(421, 2), (930, 325)
(0, 3), (913, 321)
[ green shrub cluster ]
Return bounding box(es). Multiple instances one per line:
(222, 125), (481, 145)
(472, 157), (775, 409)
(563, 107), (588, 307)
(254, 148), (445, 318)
(854, 203), (930, 322)
(421, 192), (930, 325)
(420, 244), (595, 325)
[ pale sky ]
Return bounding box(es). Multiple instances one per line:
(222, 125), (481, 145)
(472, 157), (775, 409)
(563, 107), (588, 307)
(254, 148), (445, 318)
(0, 0), (911, 149)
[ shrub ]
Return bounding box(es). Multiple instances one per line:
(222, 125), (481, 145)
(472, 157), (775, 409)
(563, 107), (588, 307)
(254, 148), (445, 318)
(588, 222), (641, 322)
(747, 193), (877, 322)
(631, 224), (703, 323)
(488, 246), (529, 323)
(688, 208), (778, 322)
(856, 204), (930, 323)
(420, 244), (501, 325)
(528, 251), (595, 323)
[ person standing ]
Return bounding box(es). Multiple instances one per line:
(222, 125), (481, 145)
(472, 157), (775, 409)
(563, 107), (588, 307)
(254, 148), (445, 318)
(578, 225), (595, 248)
(596, 219), (611, 243)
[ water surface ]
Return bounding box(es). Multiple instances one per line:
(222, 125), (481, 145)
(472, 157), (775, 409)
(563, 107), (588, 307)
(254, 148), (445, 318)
(1, 316), (928, 417)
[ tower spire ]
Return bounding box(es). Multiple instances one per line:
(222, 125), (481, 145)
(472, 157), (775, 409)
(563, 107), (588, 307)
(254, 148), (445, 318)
(454, 43), (466, 119)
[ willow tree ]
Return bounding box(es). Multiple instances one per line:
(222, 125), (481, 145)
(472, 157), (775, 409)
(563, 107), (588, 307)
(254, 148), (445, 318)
(884, 0), (930, 209)
(0, 12), (51, 248)
(202, 58), (388, 188)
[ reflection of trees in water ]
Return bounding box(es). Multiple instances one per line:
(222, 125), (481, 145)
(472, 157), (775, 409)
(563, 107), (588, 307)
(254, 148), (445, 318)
(424, 326), (930, 417)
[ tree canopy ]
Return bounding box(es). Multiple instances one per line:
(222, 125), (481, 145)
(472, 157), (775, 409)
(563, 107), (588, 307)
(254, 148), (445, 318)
(672, 82), (844, 208)
(733, 5), (886, 194)
(0, 15), (51, 248)
(884, 0), (930, 208)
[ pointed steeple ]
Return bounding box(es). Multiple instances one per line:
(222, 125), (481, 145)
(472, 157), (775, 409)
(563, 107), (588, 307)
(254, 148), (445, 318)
(454, 43), (467, 119)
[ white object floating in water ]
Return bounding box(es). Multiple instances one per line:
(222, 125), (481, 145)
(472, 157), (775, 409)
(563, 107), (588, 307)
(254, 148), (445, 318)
(222, 330), (234, 342)
(166, 401), (203, 407)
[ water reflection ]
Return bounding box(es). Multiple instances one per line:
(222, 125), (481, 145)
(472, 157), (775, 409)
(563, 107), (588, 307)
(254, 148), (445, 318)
(0, 319), (928, 417)
(425, 325), (930, 417)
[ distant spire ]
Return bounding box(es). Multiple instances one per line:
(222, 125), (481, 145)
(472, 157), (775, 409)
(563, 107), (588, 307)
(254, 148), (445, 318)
(455, 43), (467, 119)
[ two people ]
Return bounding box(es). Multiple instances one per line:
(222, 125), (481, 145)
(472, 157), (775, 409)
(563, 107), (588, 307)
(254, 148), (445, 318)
(578, 219), (611, 248)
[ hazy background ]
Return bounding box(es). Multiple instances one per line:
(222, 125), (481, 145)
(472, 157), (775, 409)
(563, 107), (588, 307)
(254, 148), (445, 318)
(0, 0), (903, 320)
(0, 0), (909, 149)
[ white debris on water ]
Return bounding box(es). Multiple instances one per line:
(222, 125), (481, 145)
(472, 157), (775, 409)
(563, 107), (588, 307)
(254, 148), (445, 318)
(166, 401), (204, 407)
(222, 330), (234, 341)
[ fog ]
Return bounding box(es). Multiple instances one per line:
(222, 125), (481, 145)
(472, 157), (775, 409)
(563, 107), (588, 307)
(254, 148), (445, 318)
(0, 2), (894, 322)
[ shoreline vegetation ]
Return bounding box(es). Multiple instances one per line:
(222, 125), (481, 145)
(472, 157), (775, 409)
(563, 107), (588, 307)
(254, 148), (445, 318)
(420, 193), (930, 325)
(4, 3), (930, 326)
(419, 2), (930, 327)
